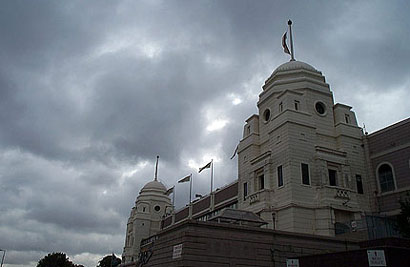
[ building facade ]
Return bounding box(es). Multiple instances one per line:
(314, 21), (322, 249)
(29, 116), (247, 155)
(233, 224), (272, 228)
(363, 118), (410, 239)
(237, 60), (371, 236)
(364, 118), (410, 215)
(121, 59), (410, 264)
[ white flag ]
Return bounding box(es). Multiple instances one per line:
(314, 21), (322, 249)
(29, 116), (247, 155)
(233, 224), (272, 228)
(178, 175), (191, 183)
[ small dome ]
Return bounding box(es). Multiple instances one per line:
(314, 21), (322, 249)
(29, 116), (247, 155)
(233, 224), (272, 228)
(262, 60), (327, 93)
(272, 60), (317, 74)
(141, 180), (167, 193)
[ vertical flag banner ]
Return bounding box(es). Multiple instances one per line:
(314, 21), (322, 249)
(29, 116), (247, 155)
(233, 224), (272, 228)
(282, 20), (295, 61)
(282, 32), (290, 55)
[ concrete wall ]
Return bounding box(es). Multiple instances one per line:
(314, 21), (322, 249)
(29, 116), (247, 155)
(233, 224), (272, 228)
(140, 220), (360, 267)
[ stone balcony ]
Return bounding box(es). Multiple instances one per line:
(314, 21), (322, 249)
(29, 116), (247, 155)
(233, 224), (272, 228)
(245, 189), (274, 205)
(318, 185), (359, 208)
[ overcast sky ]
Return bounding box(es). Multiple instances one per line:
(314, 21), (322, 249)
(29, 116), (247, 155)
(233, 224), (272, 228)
(0, 1), (409, 266)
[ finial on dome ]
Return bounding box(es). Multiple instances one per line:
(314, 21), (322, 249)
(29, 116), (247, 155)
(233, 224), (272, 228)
(154, 155), (159, 181)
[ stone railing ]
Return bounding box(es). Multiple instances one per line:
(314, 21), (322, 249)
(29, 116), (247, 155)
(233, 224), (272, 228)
(245, 189), (273, 205)
(319, 186), (357, 206)
(335, 188), (350, 199)
(248, 192), (259, 204)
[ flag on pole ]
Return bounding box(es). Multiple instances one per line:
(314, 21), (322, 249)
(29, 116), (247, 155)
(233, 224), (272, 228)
(165, 186), (174, 196)
(282, 31), (290, 55)
(178, 175), (191, 183)
(230, 145), (239, 160)
(199, 161), (212, 173)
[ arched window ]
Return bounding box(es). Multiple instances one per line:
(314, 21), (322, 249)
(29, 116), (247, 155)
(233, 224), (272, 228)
(378, 163), (395, 193)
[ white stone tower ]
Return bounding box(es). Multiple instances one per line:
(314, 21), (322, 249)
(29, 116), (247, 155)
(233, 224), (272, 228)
(122, 163), (173, 263)
(237, 60), (371, 236)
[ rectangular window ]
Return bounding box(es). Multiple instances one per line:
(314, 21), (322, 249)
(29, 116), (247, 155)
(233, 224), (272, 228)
(243, 182), (248, 200)
(259, 174), (265, 190)
(301, 163), (310, 185)
(345, 114), (351, 124)
(328, 169), (337, 186)
(294, 100), (300, 110)
(279, 102), (283, 112)
(277, 165), (283, 187)
(356, 174), (364, 194)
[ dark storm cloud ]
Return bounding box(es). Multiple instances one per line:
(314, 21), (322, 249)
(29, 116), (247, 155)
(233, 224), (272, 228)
(0, 1), (409, 266)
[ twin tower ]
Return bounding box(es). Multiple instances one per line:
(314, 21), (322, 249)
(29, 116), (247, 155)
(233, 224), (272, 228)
(122, 59), (370, 262)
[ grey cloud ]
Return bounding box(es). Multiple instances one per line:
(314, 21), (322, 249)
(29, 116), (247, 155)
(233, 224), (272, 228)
(0, 1), (409, 266)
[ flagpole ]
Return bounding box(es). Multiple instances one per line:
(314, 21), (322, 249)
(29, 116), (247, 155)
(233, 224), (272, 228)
(172, 186), (175, 210)
(210, 159), (214, 193)
(189, 174), (192, 204)
(288, 19), (295, 61)
(154, 155), (159, 181)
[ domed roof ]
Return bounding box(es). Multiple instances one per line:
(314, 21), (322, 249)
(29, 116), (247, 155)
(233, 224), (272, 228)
(141, 180), (167, 193)
(272, 60), (317, 75)
(262, 60), (328, 93)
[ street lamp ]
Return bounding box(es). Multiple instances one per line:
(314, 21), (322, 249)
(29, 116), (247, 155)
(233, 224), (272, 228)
(0, 249), (6, 267)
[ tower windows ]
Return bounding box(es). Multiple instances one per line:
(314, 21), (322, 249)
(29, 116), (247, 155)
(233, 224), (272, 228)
(279, 102), (283, 112)
(277, 165), (283, 187)
(345, 114), (351, 124)
(154, 205), (161, 212)
(356, 174), (364, 194)
(243, 182), (248, 200)
(301, 163), (310, 185)
(259, 174), (265, 190)
(328, 169), (337, 186)
(315, 101), (326, 115)
(263, 108), (271, 122)
(294, 100), (300, 111)
(377, 163), (395, 193)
